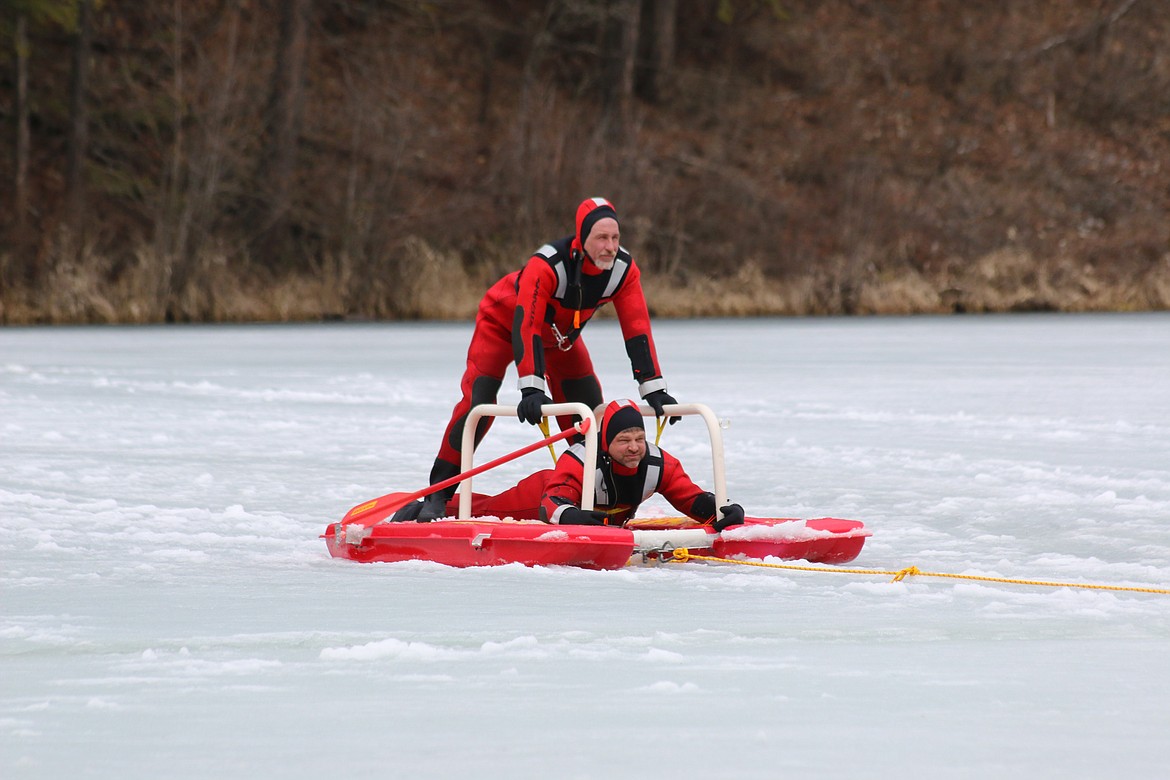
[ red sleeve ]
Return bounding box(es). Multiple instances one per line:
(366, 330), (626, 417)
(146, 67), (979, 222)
(513, 257), (559, 392)
(657, 451), (715, 522)
(610, 263), (665, 390)
(539, 453), (587, 523)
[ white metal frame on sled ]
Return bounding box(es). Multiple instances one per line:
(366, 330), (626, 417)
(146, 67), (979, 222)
(459, 402), (729, 520)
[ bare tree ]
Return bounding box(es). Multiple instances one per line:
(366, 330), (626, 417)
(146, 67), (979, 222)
(153, 0), (258, 319)
(602, 0), (640, 141)
(638, 0), (676, 103)
(13, 12), (30, 231)
(254, 0), (311, 265)
(64, 0), (93, 237)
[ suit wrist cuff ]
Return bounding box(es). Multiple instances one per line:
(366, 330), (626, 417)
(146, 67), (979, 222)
(518, 375), (547, 393)
(639, 377), (668, 396)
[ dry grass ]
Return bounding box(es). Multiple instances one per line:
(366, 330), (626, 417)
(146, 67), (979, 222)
(644, 262), (805, 317)
(5, 239), (1169, 326)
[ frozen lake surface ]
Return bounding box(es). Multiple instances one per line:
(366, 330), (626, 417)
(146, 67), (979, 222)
(3, 314), (1169, 778)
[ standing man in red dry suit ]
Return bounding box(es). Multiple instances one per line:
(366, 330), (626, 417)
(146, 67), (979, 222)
(396, 197), (679, 522)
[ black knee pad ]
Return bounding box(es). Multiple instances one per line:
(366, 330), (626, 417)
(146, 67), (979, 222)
(449, 375), (502, 450)
(471, 375), (502, 408)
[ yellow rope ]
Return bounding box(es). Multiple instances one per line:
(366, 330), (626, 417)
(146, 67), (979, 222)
(537, 419), (557, 465)
(654, 416), (666, 446)
(668, 549), (1170, 595)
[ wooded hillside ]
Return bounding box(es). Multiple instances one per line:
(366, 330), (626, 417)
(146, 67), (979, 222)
(2, 0), (1168, 323)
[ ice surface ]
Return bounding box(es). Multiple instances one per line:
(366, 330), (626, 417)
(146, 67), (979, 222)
(3, 314), (1169, 779)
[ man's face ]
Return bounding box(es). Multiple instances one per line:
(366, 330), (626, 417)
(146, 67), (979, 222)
(608, 427), (646, 469)
(583, 217), (620, 270)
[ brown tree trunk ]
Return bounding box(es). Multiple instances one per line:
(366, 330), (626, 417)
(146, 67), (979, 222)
(639, 0), (676, 103)
(603, 0), (640, 141)
(14, 14), (30, 231)
(64, 0), (94, 237)
(256, 0), (311, 264)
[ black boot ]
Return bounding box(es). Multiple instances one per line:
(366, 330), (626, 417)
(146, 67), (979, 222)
(416, 492), (451, 522)
(389, 500), (424, 523)
(416, 458), (461, 522)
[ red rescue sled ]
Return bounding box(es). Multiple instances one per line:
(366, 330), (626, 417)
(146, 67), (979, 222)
(324, 402), (871, 569)
(324, 514), (869, 569)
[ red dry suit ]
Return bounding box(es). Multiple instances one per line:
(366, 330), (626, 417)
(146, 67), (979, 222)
(424, 198), (668, 489)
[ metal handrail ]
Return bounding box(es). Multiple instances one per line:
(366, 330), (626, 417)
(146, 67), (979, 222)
(460, 403), (597, 518)
(458, 402), (729, 520)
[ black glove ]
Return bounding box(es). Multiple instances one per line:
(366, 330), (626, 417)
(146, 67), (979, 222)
(558, 507), (609, 526)
(517, 388), (552, 425)
(644, 389), (680, 425)
(713, 503), (745, 531)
